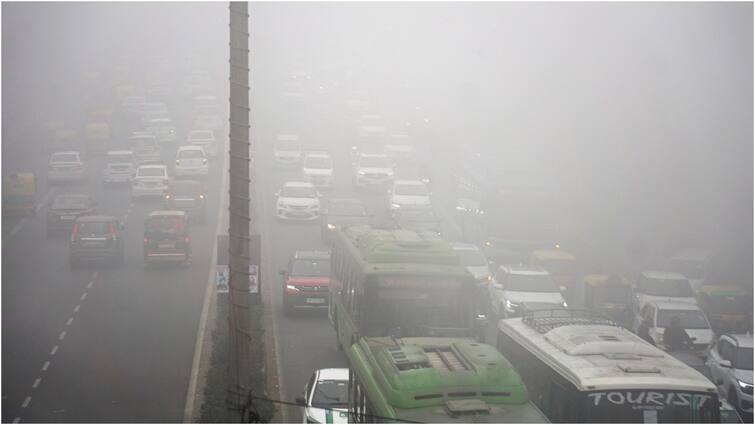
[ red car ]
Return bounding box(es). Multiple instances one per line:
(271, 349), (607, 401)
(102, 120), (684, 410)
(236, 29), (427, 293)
(280, 251), (330, 315)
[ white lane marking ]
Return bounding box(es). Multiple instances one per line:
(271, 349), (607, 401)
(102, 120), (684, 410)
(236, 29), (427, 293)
(66, 317), (73, 326)
(73, 305), (80, 314)
(58, 331), (66, 341)
(183, 134), (229, 424)
(86, 281), (93, 289)
(4, 188), (57, 245)
(80, 293), (87, 301)
(32, 378), (41, 389)
(92, 272), (98, 280)
(50, 345), (58, 355)
(42, 361), (50, 371)
(13, 417), (20, 423)
(21, 396), (31, 408)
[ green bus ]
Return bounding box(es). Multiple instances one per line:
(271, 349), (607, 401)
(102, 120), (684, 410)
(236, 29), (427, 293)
(347, 336), (549, 423)
(328, 225), (482, 350)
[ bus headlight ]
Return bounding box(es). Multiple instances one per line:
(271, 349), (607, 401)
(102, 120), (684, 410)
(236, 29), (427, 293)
(505, 299), (519, 312)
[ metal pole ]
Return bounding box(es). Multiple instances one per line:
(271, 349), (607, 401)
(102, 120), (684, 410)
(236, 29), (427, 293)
(228, 1), (252, 419)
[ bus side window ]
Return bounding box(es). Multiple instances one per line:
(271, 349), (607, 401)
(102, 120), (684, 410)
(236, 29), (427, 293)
(349, 270), (359, 323)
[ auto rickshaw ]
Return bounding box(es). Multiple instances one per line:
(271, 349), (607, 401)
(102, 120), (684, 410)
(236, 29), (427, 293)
(530, 247), (578, 303)
(581, 274), (633, 327)
(2, 173), (36, 217)
(697, 285), (752, 334)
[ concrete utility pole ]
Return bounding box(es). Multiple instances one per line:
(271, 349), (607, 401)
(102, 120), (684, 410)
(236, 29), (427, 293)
(228, 1), (252, 420)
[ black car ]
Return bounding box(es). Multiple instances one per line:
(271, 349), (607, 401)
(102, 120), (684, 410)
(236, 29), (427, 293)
(320, 198), (369, 243)
(46, 194), (96, 237)
(69, 215), (125, 268)
(164, 180), (206, 221)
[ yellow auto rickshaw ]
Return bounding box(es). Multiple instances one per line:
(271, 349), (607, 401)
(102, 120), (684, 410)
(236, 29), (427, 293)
(581, 274), (633, 326)
(530, 247), (578, 302)
(697, 285), (752, 334)
(3, 173), (36, 217)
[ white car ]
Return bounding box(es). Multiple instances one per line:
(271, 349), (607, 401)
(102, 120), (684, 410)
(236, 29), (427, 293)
(174, 145), (209, 178)
(665, 249), (712, 290)
(131, 164), (169, 199)
(193, 114), (223, 132)
(103, 150), (136, 184)
(489, 265), (567, 319)
(130, 132), (161, 165)
(48, 151), (86, 183)
(385, 134), (415, 161)
(187, 130), (218, 158)
(276, 182), (321, 221)
(353, 153), (394, 188)
(146, 117), (177, 144)
(389, 180), (431, 213)
(634, 300), (714, 354)
(707, 334), (753, 418)
(633, 271), (697, 318)
(302, 152), (334, 188)
(297, 368), (348, 424)
(273, 134), (302, 168)
(449, 242), (492, 283)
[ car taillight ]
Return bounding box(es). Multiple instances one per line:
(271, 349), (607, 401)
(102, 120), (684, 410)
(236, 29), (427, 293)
(109, 223), (118, 239)
(144, 237), (150, 245)
(184, 236), (191, 244)
(70, 223), (80, 241)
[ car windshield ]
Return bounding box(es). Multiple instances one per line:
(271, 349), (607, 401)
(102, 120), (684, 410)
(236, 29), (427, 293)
(280, 186), (316, 198)
(178, 149), (204, 159)
(359, 156), (391, 168)
(108, 153), (133, 164)
(505, 274), (558, 293)
(275, 140), (300, 151)
(78, 221), (109, 234)
(51, 153), (78, 163)
(291, 259), (330, 277)
(138, 168), (165, 177)
(170, 182), (201, 196)
(190, 131), (213, 140)
(304, 156), (332, 169)
(657, 309), (710, 329)
(52, 195), (89, 209)
(311, 379), (348, 408)
(328, 202), (366, 216)
(706, 294), (750, 314)
(734, 347), (753, 370)
(640, 277), (694, 297)
(455, 248), (487, 267)
(394, 183), (428, 196)
(667, 259), (706, 279)
(146, 216), (186, 235)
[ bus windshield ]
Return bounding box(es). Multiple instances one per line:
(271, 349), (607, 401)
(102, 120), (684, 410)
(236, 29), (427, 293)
(585, 390), (718, 423)
(362, 279), (470, 337)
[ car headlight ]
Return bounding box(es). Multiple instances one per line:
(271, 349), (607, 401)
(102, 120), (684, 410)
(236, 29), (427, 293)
(505, 299), (519, 311)
(327, 223), (336, 230)
(562, 301), (569, 308)
(738, 380), (752, 390)
(286, 284), (299, 292)
(386, 171), (394, 176)
(486, 275), (492, 282)
(358, 170), (367, 175)
(391, 203), (401, 209)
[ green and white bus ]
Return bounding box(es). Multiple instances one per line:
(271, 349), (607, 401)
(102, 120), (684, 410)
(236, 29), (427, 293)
(347, 336), (549, 423)
(328, 225), (481, 350)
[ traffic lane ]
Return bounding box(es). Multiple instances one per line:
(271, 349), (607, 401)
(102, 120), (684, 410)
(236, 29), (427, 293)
(18, 163), (223, 422)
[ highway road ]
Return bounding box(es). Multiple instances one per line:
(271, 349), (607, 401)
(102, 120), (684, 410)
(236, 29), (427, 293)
(2, 100), (226, 422)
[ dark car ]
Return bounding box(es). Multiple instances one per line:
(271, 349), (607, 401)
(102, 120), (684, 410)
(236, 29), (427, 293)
(47, 194), (96, 237)
(143, 210), (191, 266)
(69, 215), (124, 268)
(164, 179), (206, 221)
(281, 251), (331, 315)
(320, 198), (369, 243)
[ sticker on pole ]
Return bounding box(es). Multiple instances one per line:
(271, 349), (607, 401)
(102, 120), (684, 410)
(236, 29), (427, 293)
(249, 265), (259, 294)
(216, 265), (229, 293)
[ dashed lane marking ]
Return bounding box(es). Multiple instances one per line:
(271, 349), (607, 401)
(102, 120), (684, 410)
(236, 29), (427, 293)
(50, 345), (58, 356)
(58, 331), (66, 341)
(41, 361), (50, 372)
(80, 293), (87, 301)
(66, 317), (73, 326)
(21, 397), (31, 409)
(73, 305), (80, 314)
(86, 281), (93, 289)
(32, 378), (41, 389)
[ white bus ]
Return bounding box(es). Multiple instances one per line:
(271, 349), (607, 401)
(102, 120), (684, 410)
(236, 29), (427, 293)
(496, 310), (720, 423)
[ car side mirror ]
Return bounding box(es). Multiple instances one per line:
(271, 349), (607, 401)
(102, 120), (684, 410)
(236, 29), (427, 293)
(720, 360), (733, 369)
(295, 396), (306, 406)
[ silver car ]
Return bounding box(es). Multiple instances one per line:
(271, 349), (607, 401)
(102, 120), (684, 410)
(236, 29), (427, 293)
(47, 151), (86, 183)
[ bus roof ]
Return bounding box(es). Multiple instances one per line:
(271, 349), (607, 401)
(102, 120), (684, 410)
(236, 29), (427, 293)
(339, 225), (461, 266)
(351, 336), (548, 423)
(498, 312), (718, 394)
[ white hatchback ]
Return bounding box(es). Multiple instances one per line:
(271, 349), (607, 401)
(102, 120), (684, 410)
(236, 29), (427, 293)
(389, 180), (431, 213)
(276, 182), (321, 221)
(132, 164), (169, 199)
(48, 151), (86, 183)
(297, 368), (349, 424)
(302, 152), (334, 188)
(103, 150), (136, 184)
(187, 130), (218, 158)
(174, 145), (208, 178)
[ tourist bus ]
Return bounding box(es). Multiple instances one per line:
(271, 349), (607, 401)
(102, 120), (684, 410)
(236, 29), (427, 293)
(347, 336), (549, 423)
(496, 309), (721, 423)
(329, 225), (480, 350)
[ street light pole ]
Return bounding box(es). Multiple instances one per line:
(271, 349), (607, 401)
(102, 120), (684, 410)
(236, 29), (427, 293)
(228, 1), (252, 420)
